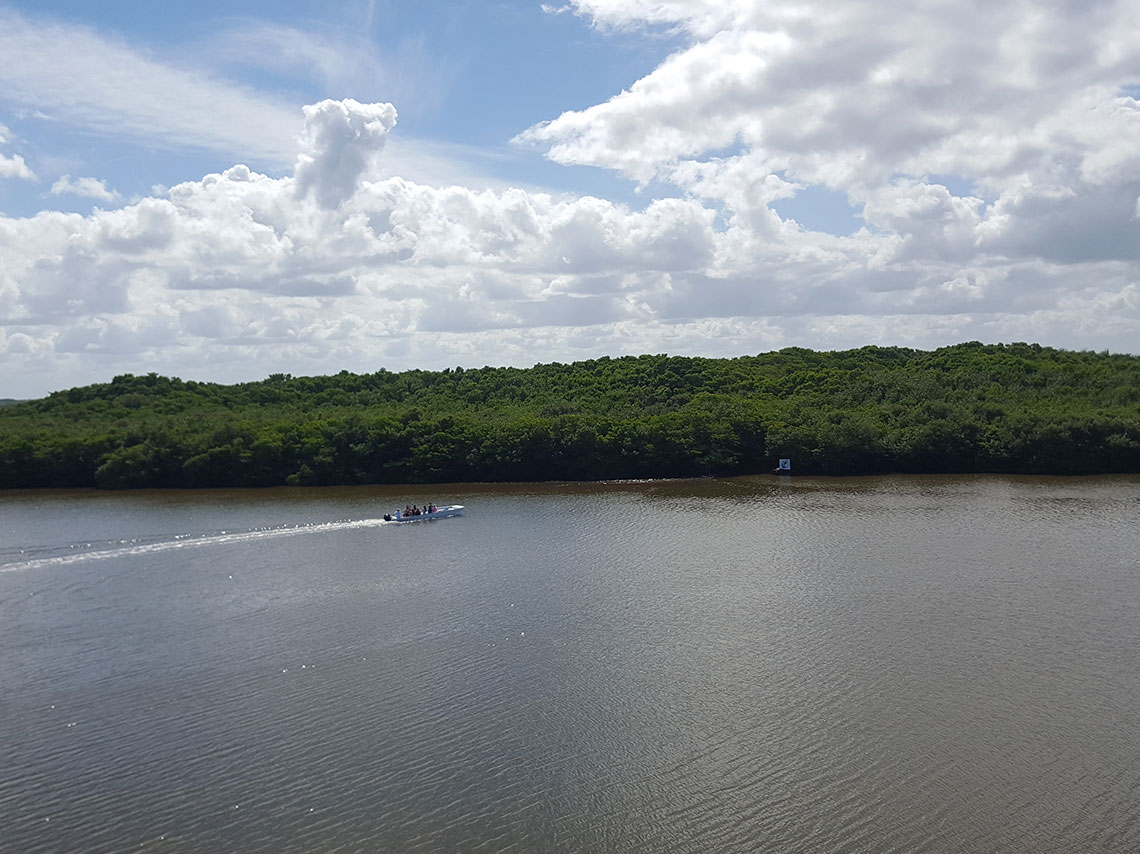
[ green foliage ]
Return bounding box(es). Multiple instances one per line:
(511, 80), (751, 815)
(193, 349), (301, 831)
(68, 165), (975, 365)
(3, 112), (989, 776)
(2, 344), (1139, 488)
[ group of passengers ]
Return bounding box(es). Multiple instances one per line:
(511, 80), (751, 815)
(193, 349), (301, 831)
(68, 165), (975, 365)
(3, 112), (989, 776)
(383, 503), (438, 522)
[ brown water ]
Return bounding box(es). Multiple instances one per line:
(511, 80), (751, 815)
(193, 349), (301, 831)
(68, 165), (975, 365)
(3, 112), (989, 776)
(2, 475), (1139, 852)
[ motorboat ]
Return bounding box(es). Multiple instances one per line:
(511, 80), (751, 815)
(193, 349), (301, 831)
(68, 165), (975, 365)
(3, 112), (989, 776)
(386, 504), (464, 522)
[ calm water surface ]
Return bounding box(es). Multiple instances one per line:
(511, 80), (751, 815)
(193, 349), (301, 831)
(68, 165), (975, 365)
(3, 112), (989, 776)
(2, 476), (1139, 853)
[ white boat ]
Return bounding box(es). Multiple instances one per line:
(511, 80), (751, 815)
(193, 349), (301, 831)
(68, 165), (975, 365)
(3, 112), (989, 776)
(387, 504), (463, 522)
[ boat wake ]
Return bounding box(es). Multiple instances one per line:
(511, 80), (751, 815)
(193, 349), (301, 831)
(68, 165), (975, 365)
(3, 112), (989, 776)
(0, 517), (393, 574)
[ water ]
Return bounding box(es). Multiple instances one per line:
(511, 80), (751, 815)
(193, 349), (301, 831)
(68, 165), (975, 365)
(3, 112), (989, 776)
(2, 476), (1139, 852)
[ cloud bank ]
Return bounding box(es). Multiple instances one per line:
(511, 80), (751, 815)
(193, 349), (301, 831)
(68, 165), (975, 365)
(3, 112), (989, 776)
(3, 0), (1140, 397)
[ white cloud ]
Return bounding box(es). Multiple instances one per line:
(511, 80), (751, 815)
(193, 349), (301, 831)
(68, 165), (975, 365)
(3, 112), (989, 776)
(0, 8), (301, 166)
(202, 21), (456, 118)
(563, 0), (740, 38)
(0, 152), (35, 181)
(524, 0), (1140, 211)
(6, 0), (1140, 396)
(0, 122), (36, 181)
(294, 99), (398, 209)
(0, 9), (486, 188)
(50, 174), (121, 202)
(4, 91), (1140, 397)
(1, 98), (740, 394)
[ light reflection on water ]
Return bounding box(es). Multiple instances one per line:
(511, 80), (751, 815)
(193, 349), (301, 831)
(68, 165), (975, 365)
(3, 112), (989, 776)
(1, 476), (1139, 852)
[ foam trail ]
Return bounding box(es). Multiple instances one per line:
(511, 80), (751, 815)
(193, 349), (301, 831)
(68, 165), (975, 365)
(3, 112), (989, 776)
(1, 517), (392, 574)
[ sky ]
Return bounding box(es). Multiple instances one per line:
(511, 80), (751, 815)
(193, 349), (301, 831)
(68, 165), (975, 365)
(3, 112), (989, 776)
(3, 0), (1140, 398)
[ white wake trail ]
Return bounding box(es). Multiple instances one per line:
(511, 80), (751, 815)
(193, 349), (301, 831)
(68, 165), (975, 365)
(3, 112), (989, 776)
(1, 517), (392, 574)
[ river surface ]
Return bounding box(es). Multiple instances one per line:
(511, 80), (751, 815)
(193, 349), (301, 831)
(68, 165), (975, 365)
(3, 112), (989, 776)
(2, 475), (1139, 853)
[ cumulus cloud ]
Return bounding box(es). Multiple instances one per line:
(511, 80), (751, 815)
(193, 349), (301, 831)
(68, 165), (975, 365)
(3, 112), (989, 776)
(50, 174), (121, 202)
(4, 90), (1140, 397)
(294, 99), (398, 209)
(521, 0), (1140, 267)
(0, 153), (35, 181)
(1, 97), (743, 394)
(0, 9), (500, 191)
(5, 0), (1140, 396)
(0, 123), (35, 181)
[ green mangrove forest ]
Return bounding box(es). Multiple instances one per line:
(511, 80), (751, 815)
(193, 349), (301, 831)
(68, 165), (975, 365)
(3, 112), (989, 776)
(2, 342), (1139, 489)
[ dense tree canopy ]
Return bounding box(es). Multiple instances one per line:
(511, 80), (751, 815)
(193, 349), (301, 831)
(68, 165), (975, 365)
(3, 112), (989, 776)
(2, 343), (1138, 488)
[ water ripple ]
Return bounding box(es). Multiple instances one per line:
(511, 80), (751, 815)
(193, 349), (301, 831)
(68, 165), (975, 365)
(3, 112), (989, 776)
(3, 477), (1140, 852)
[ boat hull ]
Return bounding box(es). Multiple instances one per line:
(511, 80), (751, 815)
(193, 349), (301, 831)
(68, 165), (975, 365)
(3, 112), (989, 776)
(392, 504), (463, 522)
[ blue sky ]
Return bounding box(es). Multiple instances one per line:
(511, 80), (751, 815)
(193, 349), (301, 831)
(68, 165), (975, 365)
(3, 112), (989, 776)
(3, 0), (1140, 397)
(0, 1), (678, 214)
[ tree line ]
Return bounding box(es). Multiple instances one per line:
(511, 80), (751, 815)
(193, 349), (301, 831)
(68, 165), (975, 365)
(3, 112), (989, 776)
(2, 342), (1138, 489)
